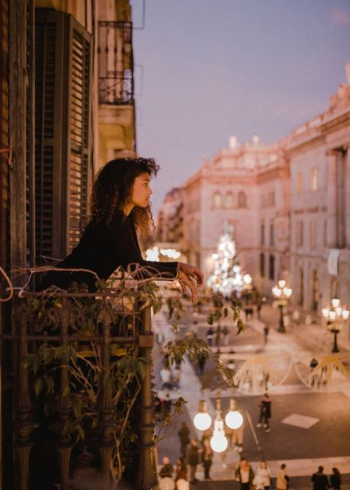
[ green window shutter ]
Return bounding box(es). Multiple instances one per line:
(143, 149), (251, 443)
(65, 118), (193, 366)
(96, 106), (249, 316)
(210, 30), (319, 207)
(35, 10), (92, 263)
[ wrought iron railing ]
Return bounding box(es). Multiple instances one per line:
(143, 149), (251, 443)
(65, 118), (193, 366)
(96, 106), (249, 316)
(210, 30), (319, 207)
(98, 21), (134, 105)
(4, 290), (157, 490)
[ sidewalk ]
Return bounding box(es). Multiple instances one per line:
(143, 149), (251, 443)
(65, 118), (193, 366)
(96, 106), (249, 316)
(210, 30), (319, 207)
(255, 303), (350, 354)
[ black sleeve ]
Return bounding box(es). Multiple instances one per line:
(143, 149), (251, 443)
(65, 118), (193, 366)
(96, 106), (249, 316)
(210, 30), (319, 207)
(111, 213), (178, 280)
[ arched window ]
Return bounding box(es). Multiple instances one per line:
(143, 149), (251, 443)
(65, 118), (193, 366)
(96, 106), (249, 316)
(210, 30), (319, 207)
(238, 191), (247, 208)
(225, 191), (234, 208)
(212, 191), (222, 209)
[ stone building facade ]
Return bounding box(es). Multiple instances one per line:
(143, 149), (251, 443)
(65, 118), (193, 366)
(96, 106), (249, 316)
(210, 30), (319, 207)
(181, 136), (283, 282)
(287, 67), (350, 319)
(160, 64), (350, 337)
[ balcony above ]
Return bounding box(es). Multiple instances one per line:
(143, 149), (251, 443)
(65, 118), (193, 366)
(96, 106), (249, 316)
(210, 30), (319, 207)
(98, 21), (134, 105)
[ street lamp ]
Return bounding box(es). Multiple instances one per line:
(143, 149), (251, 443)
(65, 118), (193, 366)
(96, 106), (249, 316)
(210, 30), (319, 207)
(322, 299), (349, 353)
(272, 280), (292, 333)
(193, 397), (243, 453)
(193, 400), (212, 431)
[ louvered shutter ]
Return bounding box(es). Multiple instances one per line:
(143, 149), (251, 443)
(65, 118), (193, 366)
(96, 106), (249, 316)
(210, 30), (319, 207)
(35, 10), (92, 264)
(66, 19), (92, 252)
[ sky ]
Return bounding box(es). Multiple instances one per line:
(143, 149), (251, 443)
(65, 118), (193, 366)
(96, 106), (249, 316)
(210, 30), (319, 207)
(131, 0), (350, 215)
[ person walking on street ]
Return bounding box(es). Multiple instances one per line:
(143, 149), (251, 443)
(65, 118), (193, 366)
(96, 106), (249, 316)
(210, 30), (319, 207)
(257, 393), (272, 432)
(177, 422), (190, 458)
(276, 464), (289, 490)
(255, 461), (271, 490)
(215, 325), (222, 347)
(197, 352), (207, 375)
(235, 458), (254, 490)
(311, 466), (330, 490)
(201, 439), (214, 481)
(159, 456), (174, 479)
(330, 468), (341, 490)
(187, 439), (201, 484)
(222, 325), (229, 346)
(206, 327), (214, 347)
(263, 326), (270, 344)
(175, 456), (187, 478)
(159, 476), (175, 490)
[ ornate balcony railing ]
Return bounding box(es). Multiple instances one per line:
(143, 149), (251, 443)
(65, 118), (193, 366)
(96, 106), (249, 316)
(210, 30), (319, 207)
(4, 289), (157, 490)
(98, 21), (134, 105)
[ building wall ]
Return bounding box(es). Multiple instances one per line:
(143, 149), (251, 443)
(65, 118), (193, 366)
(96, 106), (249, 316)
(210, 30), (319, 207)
(182, 140), (279, 280)
(288, 75), (350, 338)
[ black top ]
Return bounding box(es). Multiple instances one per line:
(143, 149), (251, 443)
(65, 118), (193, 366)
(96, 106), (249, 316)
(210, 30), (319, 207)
(39, 210), (178, 291)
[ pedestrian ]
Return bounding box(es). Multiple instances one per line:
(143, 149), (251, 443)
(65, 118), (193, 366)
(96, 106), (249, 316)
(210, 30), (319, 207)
(172, 365), (181, 390)
(263, 326), (270, 343)
(222, 325), (230, 346)
(255, 461), (271, 490)
(201, 439), (214, 481)
(159, 476), (175, 490)
(206, 327), (214, 347)
(175, 457), (188, 481)
(159, 456), (174, 479)
(276, 464), (289, 490)
(177, 422), (190, 458)
(235, 458), (254, 490)
(330, 468), (341, 490)
(233, 421), (244, 453)
(160, 366), (173, 390)
(39, 157), (204, 302)
(215, 324), (222, 347)
(187, 439), (201, 484)
(197, 352), (207, 375)
(256, 393), (272, 432)
(311, 466), (330, 490)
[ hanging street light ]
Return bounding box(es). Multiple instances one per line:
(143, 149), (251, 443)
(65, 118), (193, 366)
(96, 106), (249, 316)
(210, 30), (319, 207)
(322, 298), (349, 353)
(225, 398), (244, 429)
(193, 397), (243, 453)
(193, 400), (212, 431)
(272, 279), (292, 333)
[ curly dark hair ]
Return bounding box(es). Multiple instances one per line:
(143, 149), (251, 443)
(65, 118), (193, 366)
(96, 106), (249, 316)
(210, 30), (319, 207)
(89, 157), (160, 234)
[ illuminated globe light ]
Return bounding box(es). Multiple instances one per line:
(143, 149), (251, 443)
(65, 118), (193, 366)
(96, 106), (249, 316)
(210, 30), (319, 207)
(225, 410), (243, 430)
(225, 399), (243, 430)
(210, 419), (228, 453)
(193, 400), (212, 431)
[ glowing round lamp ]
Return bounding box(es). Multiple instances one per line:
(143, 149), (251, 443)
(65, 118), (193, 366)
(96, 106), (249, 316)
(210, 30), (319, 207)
(210, 434), (228, 453)
(193, 400), (212, 431)
(225, 399), (243, 429)
(194, 412), (212, 431)
(225, 410), (243, 430)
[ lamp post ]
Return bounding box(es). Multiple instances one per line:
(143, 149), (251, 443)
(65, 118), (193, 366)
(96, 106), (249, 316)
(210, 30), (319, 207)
(193, 397), (243, 453)
(322, 299), (349, 353)
(272, 280), (292, 333)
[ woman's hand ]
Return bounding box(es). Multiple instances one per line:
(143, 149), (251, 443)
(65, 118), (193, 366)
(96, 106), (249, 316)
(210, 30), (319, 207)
(177, 262), (204, 304)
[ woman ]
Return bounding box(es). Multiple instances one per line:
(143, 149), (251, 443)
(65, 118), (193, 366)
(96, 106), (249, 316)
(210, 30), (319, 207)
(175, 457), (189, 490)
(39, 158), (203, 301)
(255, 461), (271, 490)
(202, 438), (214, 481)
(330, 468), (341, 490)
(235, 458), (254, 490)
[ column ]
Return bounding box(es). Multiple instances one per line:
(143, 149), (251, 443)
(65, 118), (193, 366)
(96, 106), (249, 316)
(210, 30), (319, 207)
(326, 151), (338, 248)
(345, 149), (350, 249)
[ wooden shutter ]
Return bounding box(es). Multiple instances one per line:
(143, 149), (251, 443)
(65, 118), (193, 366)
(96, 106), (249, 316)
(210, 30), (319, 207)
(0, 0), (10, 272)
(35, 10), (92, 263)
(67, 18), (92, 252)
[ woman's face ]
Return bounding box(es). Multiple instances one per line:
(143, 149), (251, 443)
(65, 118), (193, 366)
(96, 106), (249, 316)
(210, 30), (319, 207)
(129, 172), (153, 208)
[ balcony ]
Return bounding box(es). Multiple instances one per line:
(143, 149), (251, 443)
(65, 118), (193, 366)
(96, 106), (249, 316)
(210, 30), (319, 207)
(4, 287), (156, 490)
(98, 21), (134, 105)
